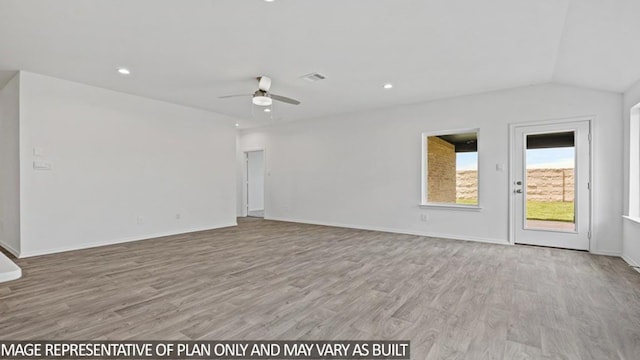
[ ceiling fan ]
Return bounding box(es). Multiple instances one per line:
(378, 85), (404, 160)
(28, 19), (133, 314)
(218, 76), (301, 106)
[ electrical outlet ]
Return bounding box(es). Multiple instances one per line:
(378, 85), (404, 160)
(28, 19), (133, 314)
(420, 214), (428, 222)
(175, 213), (181, 220)
(33, 160), (53, 170)
(136, 216), (144, 225)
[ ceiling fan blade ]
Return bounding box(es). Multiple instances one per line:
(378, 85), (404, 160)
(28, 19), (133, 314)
(218, 94), (251, 99)
(270, 94), (301, 105)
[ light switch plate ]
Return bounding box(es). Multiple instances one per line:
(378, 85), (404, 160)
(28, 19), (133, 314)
(33, 147), (44, 156)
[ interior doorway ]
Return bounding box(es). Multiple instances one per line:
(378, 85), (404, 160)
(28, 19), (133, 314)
(245, 150), (265, 218)
(510, 120), (591, 250)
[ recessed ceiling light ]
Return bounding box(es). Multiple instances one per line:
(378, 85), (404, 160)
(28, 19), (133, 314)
(117, 67), (131, 75)
(235, 123), (239, 127)
(264, 0), (275, 2)
(264, 108), (271, 113)
(383, 83), (393, 89)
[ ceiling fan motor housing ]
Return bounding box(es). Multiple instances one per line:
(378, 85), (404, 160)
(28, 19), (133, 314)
(258, 76), (272, 92)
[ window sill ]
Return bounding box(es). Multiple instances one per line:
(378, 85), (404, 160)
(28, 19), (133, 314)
(419, 203), (482, 211)
(623, 216), (640, 225)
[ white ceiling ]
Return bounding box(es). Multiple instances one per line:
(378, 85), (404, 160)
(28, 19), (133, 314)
(1, 0), (639, 128)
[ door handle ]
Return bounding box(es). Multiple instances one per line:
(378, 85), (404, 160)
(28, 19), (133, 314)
(514, 180), (523, 194)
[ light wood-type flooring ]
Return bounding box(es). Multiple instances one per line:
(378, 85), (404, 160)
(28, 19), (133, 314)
(1, 218), (640, 359)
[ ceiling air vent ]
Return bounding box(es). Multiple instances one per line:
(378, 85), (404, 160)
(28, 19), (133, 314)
(300, 72), (327, 82)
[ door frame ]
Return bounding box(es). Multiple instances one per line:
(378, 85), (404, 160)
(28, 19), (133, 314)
(242, 148), (266, 218)
(508, 116), (593, 250)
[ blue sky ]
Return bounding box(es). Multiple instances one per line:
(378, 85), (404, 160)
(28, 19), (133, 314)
(456, 152), (478, 171)
(456, 147), (575, 171)
(526, 147), (575, 169)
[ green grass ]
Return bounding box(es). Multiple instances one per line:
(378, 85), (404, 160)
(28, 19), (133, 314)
(456, 198), (574, 222)
(456, 198), (478, 205)
(526, 201), (574, 222)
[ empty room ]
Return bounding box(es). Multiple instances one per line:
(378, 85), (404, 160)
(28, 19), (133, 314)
(1, 1), (640, 359)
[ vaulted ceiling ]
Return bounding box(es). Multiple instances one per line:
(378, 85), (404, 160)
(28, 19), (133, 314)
(1, 0), (639, 128)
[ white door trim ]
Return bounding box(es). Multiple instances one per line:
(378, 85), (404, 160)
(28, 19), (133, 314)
(242, 148), (266, 218)
(508, 116), (594, 250)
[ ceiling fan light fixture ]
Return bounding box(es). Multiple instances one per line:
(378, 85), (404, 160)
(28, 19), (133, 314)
(252, 95), (272, 106)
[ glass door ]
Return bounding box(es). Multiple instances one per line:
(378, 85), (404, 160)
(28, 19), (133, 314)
(512, 121), (590, 250)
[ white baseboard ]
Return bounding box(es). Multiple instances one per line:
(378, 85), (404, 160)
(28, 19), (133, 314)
(590, 250), (622, 257)
(18, 222), (238, 258)
(265, 216), (510, 246)
(622, 254), (640, 269)
(0, 240), (20, 258)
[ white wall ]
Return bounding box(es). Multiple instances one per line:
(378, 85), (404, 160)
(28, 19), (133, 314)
(622, 77), (640, 266)
(240, 83), (623, 254)
(247, 150), (264, 212)
(0, 73), (20, 255)
(623, 219), (640, 267)
(18, 72), (238, 257)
